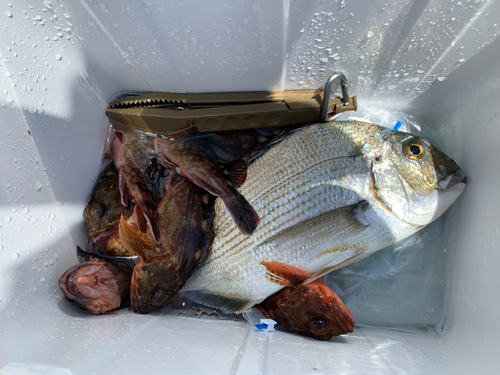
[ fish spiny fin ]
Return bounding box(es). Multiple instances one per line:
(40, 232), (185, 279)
(118, 215), (155, 261)
(185, 291), (258, 314)
(134, 205), (148, 234)
(164, 124), (199, 138)
(260, 261), (311, 287)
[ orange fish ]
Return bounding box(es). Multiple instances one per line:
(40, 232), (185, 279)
(256, 262), (354, 340)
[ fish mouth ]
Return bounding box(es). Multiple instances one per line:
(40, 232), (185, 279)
(438, 169), (466, 191)
(88, 225), (118, 250)
(430, 169), (466, 223)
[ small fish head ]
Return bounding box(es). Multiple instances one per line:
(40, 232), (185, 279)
(369, 129), (466, 226)
(130, 260), (180, 314)
(274, 280), (354, 340)
(84, 168), (127, 235)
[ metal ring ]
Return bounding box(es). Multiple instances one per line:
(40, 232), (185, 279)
(321, 72), (349, 122)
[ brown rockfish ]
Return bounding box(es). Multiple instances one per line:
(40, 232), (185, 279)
(113, 129), (162, 244)
(153, 127), (278, 236)
(83, 164), (131, 250)
(119, 178), (215, 314)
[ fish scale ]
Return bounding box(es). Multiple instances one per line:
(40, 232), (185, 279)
(182, 121), (465, 313)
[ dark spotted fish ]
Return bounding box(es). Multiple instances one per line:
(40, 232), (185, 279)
(154, 133), (258, 236)
(119, 178), (215, 314)
(83, 164), (130, 251)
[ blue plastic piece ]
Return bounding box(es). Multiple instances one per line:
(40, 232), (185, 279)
(394, 121), (402, 131)
(255, 323), (268, 330)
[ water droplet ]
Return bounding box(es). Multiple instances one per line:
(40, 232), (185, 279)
(367, 31), (373, 38)
(32, 15), (42, 21)
(437, 76), (447, 82)
(55, 53), (62, 61)
(417, 70), (425, 74)
(5, 310), (15, 317)
(12, 253), (19, 259)
(5, 217), (11, 222)
(35, 180), (42, 191)
(4, 11), (13, 18)
(319, 57), (328, 63)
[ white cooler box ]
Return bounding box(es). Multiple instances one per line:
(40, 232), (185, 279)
(0, 0), (499, 374)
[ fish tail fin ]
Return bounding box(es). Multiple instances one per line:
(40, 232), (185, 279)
(118, 215), (155, 261)
(221, 187), (260, 235)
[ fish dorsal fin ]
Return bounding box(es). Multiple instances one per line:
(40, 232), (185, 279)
(118, 215), (156, 261)
(260, 261), (311, 287)
(185, 291), (258, 314)
(257, 200), (371, 256)
(163, 124), (199, 138)
(303, 253), (366, 284)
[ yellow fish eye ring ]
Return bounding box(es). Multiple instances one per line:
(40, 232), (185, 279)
(403, 140), (425, 160)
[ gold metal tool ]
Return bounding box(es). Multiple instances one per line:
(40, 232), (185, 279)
(106, 72), (357, 135)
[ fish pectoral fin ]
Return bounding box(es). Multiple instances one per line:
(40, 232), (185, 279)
(185, 291), (257, 314)
(118, 173), (130, 207)
(134, 205), (148, 234)
(260, 261), (311, 287)
(118, 215), (155, 261)
(257, 201), (370, 254)
(221, 187), (260, 235)
(303, 253), (366, 284)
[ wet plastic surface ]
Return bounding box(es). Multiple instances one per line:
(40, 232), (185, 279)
(1, 0), (499, 374)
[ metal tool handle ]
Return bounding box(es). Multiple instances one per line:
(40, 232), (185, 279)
(321, 72), (349, 122)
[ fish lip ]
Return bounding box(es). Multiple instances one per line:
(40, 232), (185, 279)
(59, 265), (91, 304)
(438, 170), (466, 191)
(334, 305), (355, 333)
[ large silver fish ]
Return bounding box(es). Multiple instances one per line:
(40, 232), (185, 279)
(181, 121), (466, 313)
